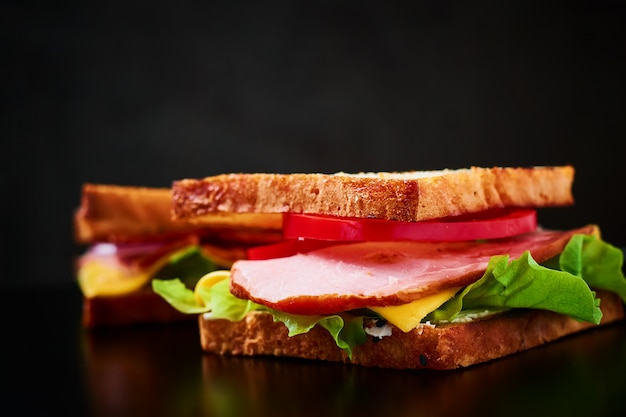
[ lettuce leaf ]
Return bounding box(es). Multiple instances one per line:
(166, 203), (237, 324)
(209, 279), (265, 321)
(152, 278), (209, 314)
(427, 235), (625, 324)
(270, 310), (367, 359)
(152, 276), (265, 319)
(154, 246), (219, 288)
(559, 234), (626, 302)
(426, 251), (602, 323)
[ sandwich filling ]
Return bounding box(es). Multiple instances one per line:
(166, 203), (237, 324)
(76, 235), (242, 298)
(154, 209), (626, 358)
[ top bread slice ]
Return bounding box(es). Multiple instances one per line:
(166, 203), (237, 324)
(74, 184), (196, 244)
(74, 183), (282, 244)
(172, 166), (575, 224)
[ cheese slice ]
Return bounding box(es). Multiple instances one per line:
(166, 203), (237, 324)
(193, 270), (230, 306)
(78, 249), (187, 298)
(368, 287), (461, 332)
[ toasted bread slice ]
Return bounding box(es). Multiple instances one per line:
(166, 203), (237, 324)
(82, 288), (193, 327)
(74, 184), (199, 244)
(172, 166), (575, 224)
(198, 290), (624, 370)
(75, 183), (282, 244)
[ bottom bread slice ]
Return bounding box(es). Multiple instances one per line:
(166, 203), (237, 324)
(198, 290), (624, 370)
(83, 288), (195, 327)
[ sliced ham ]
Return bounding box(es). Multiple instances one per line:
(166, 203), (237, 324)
(230, 225), (597, 315)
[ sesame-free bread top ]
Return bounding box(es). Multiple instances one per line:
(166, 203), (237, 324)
(74, 183), (282, 244)
(172, 166), (575, 224)
(198, 289), (624, 370)
(75, 184), (199, 244)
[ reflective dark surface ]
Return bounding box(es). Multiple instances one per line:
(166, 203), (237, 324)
(3, 285), (625, 417)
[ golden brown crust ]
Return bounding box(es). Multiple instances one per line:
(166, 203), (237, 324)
(74, 183), (282, 244)
(173, 166), (575, 223)
(198, 290), (624, 370)
(74, 184), (198, 244)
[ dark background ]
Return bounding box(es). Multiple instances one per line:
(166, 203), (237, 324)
(3, 1), (625, 287)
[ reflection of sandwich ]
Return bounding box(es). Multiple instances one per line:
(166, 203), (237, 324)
(74, 183), (281, 327)
(153, 166), (626, 369)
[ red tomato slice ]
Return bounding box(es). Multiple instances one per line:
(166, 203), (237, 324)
(247, 239), (342, 260)
(282, 208), (537, 242)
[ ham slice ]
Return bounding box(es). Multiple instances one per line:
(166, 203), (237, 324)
(230, 225), (597, 315)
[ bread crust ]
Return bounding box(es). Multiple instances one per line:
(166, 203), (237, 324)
(172, 166), (575, 223)
(75, 183), (282, 244)
(74, 184), (198, 244)
(198, 290), (624, 370)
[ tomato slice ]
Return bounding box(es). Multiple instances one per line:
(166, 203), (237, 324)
(282, 208), (537, 242)
(247, 239), (341, 260)
(248, 209), (538, 260)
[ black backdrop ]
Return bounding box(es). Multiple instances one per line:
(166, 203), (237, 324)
(3, 1), (626, 287)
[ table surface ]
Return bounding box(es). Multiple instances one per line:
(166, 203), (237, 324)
(2, 284), (625, 417)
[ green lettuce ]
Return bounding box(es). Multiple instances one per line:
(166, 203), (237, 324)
(152, 277), (264, 317)
(426, 251), (602, 323)
(152, 279), (208, 314)
(209, 279), (265, 321)
(270, 310), (367, 359)
(154, 245), (219, 288)
(560, 234), (626, 302)
(427, 234), (625, 323)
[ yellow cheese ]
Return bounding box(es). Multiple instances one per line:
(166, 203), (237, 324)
(193, 270), (230, 307)
(368, 287), (461, 332)
(78, 259), (153, 297)
(77, 249), (185, 298)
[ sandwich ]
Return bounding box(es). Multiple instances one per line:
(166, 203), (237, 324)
(152, 166), (626, 369)
(74, 183), (281, 327)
